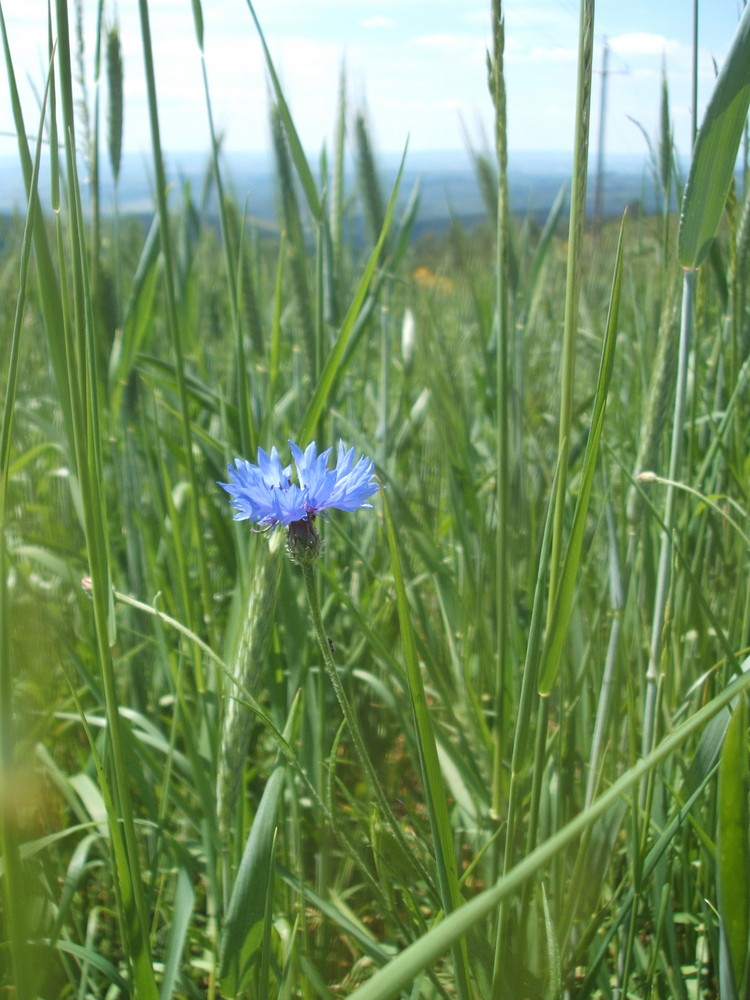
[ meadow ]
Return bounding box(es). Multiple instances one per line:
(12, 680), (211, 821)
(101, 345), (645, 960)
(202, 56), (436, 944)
(2, 1), (750, 998)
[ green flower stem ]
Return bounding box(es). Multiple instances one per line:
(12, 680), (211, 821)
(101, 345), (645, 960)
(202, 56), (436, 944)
(300, 560), (437, 899)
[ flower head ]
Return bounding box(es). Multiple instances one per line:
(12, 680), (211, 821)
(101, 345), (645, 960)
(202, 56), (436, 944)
(219, 440), (378, 532)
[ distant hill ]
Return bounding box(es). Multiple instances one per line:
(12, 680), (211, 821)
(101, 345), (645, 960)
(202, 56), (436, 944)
(0, 148), (665, 233)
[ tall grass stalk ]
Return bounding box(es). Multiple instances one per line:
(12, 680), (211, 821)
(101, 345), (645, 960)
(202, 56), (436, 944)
(641, 272), (695, 758)
(190, 0), (256, 460)
(488, 0), (511, 829)
(547, 0), (594, 603)
(58, 0), (159, 988)
(136, 0), (214, 659)
(527, 0), (594, 870)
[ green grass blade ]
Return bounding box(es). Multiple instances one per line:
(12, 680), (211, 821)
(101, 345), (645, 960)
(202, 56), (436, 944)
(270, 103), (317, 381)
(51, 939), (131, 993)
(191, 0), (256, 455)
(0, 8), (73, 452)
(136, 0), (215, 644)
(158, 866), (196, 1000)
(678, 3), (750, 268)
(243, 0), (322, 221)
(54, 4), (157, 993)
(347, 668), (750, 1000)
(219, 762), (287, 993)
(548, 0), (594, 601)
(381, 485), (472, 1000)
(0, 64), (51, 1000)
(298, 150), (405, 443)
(717, 692), (750, 999)
(538, 218), (624, 695)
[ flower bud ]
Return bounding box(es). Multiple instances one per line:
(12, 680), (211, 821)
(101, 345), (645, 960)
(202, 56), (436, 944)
(285, 516), (321, 565)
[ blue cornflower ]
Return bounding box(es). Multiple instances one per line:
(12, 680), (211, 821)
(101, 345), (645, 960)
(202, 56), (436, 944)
(220, 440), (378, 531)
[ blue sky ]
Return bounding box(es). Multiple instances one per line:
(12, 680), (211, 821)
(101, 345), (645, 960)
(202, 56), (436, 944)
(0, 1), (744, 163)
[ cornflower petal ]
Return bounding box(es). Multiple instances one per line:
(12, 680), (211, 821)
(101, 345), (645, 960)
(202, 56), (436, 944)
(290, 441), (336, 510)
(257, 446), (292, 489)
(219, 439), (378, 531)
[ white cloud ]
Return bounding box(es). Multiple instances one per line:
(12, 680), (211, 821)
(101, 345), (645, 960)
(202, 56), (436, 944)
(527, 45), (577, 62)
(414, 32), (479, 51)
(360, 16), (394, 29)
(412, 33), (485, 55)
(609, 33), (680, 56)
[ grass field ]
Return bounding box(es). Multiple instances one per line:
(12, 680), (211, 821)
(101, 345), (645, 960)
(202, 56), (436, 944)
(2, 1), (750, 998)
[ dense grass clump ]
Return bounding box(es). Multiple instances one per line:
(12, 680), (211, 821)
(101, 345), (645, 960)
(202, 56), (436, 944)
(2, 1), (750, 998)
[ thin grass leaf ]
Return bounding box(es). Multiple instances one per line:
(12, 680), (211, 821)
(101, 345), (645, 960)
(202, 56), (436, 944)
(381, 485), (472, 1000)
(243, 0), (322, 221)
(109, 217), (162, 412)
(191, 0), (257, 456)
(538, 218), (625, 695)
(575, 772), (714, 996)
(717, 692), (750, 999)
(347, 668), (750, 1000)
(299, 149), (405, 442)
(0, 64), (52, 1000)
(0, 10), (74, 453)
(219, 752), (289, 993)
(51, 939), (131, 993)
(63, 668), (158, 1000)
(548, 0), (594, 598)
(137, 0), (215, 644)
(271, 103), (316, 379)
(678, 4), (750, 268)
(158, 867), (195, 1000)
(49, 4), (157, 992)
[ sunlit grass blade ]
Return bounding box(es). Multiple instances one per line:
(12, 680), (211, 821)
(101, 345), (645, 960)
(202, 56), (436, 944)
(678, 3), (750, 268)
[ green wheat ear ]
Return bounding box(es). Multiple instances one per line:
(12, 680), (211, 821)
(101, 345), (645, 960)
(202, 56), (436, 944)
(106, 25), (123, 184)
(217, 530), (283, 848)
(354, 111), (385, 245)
